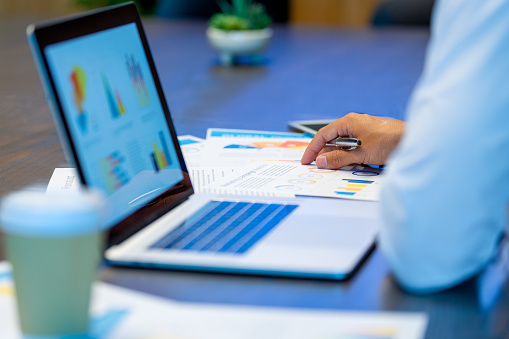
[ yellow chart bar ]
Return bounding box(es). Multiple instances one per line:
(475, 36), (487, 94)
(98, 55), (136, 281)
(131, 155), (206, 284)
(116, 92), (126, 114)
(347, 183), (368, 188)
(0, 285), (14, 296)
(153, 142), (164, 170)
(160, 151), (168, 168)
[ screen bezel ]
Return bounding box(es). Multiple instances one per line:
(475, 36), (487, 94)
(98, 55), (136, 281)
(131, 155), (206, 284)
(28, 2), (194, 246)
(287, 119), (336, 136)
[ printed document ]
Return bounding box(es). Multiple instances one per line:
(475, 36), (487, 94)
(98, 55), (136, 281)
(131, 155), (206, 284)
(202, 128), (312, 168)
(205, 161), (384, 201)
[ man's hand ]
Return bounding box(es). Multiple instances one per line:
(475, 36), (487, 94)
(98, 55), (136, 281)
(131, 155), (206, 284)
(301, 113), (405, 169)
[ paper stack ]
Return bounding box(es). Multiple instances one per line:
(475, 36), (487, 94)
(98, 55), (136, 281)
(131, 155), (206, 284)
(48, 128), (384, 201)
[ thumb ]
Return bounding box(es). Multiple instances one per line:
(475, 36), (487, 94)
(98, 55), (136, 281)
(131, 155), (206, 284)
(316, 150), (360, 169)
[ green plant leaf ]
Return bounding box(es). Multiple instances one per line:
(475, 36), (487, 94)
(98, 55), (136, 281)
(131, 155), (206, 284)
(210, 13), (250, 30)
(213, 0), (272, 30)
(217, 0), (233, 15)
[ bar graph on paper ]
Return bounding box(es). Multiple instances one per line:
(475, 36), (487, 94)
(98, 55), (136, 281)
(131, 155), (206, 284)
(224, 140), (310, 150)
(335, 178), (375, 197)
(207, 162), (384, 201)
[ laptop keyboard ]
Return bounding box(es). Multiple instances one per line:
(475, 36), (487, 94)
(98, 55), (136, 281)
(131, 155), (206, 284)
(150, 201), (298, 254)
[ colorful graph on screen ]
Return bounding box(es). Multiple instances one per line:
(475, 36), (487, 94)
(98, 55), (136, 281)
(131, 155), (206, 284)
(151, 131), (172, 172)
(335, 179), (375, 196)
(70, 65), (88, 133)
(126, 54), (150, 107)
(224, 140), (309, 149)
(102, 74), (126, 119)
(99, 151), (130, 194)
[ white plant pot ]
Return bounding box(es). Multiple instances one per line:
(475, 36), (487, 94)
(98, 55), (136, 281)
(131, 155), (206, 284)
(206, 27), (273, 66)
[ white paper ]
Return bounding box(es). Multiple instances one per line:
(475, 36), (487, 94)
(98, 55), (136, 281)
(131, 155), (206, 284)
(0, 263), (428, 339)
(206, 128), (311, 139)
(203, 128), (312, 168)
(46, 166), (291, 198)
(177, 135), (205, 143)
(178, 135), (207, 167)
(46, 168), (80, 193)
(188, 167), (236, 192)
(206, 161), (384, 201)
(46, 165), (293, 199)
(188, 167), (293, 197)
(45, 133), (380, 201)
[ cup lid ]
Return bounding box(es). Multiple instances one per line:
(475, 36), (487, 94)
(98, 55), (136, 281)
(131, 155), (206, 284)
(0, 188), (105, 237)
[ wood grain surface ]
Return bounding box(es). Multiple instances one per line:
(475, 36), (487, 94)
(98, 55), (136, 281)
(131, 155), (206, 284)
(0, 17), (69, 196)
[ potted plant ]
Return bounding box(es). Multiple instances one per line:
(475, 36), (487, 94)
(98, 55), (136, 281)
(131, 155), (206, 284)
(207, 0), (273, 66)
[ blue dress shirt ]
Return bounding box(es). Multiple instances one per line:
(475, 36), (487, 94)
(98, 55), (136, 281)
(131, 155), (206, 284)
(379, 0), (509, 292)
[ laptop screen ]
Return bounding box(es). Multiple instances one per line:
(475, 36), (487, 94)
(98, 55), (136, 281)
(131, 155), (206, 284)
(29, 4), (193, 238)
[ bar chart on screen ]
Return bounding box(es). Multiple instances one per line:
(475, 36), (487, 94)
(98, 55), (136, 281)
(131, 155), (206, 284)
(150, 131), (172, 172)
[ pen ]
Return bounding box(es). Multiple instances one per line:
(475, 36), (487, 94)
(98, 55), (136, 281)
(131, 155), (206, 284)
(325, 138), (361, 150)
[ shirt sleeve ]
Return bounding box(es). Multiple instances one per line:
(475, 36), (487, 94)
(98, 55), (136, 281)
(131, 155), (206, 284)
(379, 0), (509, 293)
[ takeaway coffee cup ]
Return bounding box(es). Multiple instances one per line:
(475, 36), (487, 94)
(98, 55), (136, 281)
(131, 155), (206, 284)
(0, 188), (104, 337)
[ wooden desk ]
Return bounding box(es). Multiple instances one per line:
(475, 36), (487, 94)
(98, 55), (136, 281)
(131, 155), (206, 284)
(1, 17), (508, 339)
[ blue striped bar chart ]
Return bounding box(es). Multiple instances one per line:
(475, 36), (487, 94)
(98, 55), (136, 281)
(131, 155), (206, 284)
(335, 179), (375, 196)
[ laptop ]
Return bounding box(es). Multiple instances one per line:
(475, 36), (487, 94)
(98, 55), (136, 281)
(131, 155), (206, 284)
(27, 2), (379, 280)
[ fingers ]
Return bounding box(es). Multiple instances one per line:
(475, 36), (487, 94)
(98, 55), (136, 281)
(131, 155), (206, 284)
(301, 113), (405, 169)
(301, 121), (345, 164)
(316, 149), (361, 169)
